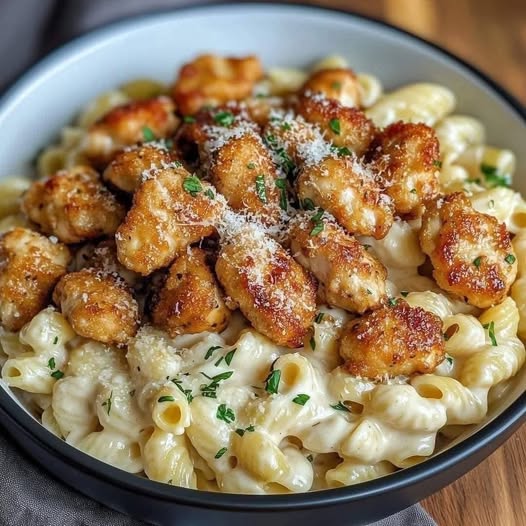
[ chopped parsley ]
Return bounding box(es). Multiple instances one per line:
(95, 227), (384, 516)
(247, 162), (256, 169)
(265, 133), (295, 177)
(330, 401), (350, 413)
(213, 111), (235, 127)
(264, 369), (281, 395)
(292, 394), (310, 406)
(200, 371), (234, 398)
(315, 312), (325, 324)
(331, 145), (353, 157)
(387, 297), (398, 307)
(410, 188), (417, 194)
(102, 391), (113, 415)
(158, 395), (175, 403)
(183, 115), (196, 123)
(281, 122), (292, 131)
(445, 355), (454, 365)
(505, 254), (516, 265)
(172, 379), (194, 403)
(473, 256), (482, 268)
(400, 291), (409, 297)
(366, 289), (373, 295)
(483, 321), (498, 347)
(216, 403), (235, 424)
(235, 425), (256, 437)
(224, 348), (237, 366)
(142, 126), (156, 142)
(331, 81), (342, 90)
(310, 208), (325, 236)
(47, 357), (56, 370)
(362, 244), (371, 251)
(215, 447), (228, 459)
(309, 336), (316, 351)
(182, 175), (202, 197)
(433, 160), (443, 168)
(53, 336), (59, 345)
(302, 197), (316, 211)
(255, 175), (267, 203)
(50, 370), (64, 380)
(204, 188), (215, 200)
(275, 178), (288, 210)
(205, 345), (222, 360)
(480, 163), (510, 188)
(329, 118), (341, 135)
(214, 356), (223, 367)
(306, 454), (314, 462)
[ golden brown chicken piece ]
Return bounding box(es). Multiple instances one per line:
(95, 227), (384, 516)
(296, 155), (394, 239)
(21, 166), (125, 244)
(115, 165), (224, 275)
(53, 268), (139, 345)
(103, 143), (180, 193)
(301, 68), (361, 107)
(209, 132), (284, 224)
(244, 96), (288, 127)
(420, 192), (517, 308)
(172, 54), (264, 115)
(215, 224), (317, 348)
(0, 228), (71, 331)
(339, 299), (445, 379)
(152, 248), (230, 336)
(289, 213), (387, 313)
(297, 93), (376, 156)
(368, 121), (440, 216)
(83, 96), (179, 168)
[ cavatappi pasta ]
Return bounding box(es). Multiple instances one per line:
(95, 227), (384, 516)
(1, 53), (525, 494)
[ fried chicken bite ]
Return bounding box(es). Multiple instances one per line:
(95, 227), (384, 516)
(115, 165), (224, 275)
(151, 247), (230, 336)
(289, 213), (387, 313)
(53, 268), (139, 345)
(339, 300), (445, 379)
(209, 132), (284, 225)
(21, 166), (125, 244)
(215, 223), (317, 348)
(103, 143), (180, 193)
(368, 121), (440, 216)
(83, 96), (178, 168)
(296, 155), (394, 239)
(171, 54), (264, 115)
(301, 68), (361, 107)
(297, 93), (376, 156)
(419, 192), (517, 308)
(0, 228), (71, 331)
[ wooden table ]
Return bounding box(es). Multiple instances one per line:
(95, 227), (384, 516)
(275, 1), (526, 524)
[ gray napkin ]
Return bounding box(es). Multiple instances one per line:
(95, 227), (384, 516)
(0, 1), (437, 525)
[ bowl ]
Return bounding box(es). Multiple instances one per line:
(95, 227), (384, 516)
(0, 3), (525, 525)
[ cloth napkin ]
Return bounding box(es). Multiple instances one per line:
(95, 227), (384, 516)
(0, 1), (437, 524)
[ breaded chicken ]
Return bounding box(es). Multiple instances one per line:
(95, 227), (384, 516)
(83, 96), (178, 168)
(289, 213), (387, 313)
(296, 155), (394, 239)
(215, 224), (317, 348)
(368, 121), (440, 216)
(339, 299), (445, 379)
(209, 133), (284, 224)
(103, 143), (180, 193)
(297, 93), (376, 156)
(0, 228), (71, 331)
(301, 68), (361, 107)
(244, 96), (288, 127)
(171, 54), (264, 115)
(53, 268), (139, 345)
(22, 166), (125, 244)
(420, 192), (517, 308)
(115, 165), (224, 275)
(151, 247), (230, 336)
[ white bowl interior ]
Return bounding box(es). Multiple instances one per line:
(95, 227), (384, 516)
(0, 3), (524, 452)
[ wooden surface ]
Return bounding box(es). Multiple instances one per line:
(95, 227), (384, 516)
(274, 0), (526, 524)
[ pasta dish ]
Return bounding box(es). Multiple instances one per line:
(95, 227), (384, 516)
(0, 53), (525, 493)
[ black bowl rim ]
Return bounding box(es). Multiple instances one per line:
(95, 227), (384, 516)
(0, 1), (525, 513)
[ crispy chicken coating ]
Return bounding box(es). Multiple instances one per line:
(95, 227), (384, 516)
(103, 143), (180, 193)
(53, 268), (139, 345)
(115, 165), (224, 275)
(151, 248), (230, 336)
(0, 228), (71, 331)
(289, 213), (387, 313)
(172, 54), (264, 115)
(215, 224), (317, 348)
(368, 121), (440, 216)
(22, 166), (125, 244)
(83, 96), (178, 168)
(339, 300), (445, 379)
(420, 192), (517, 308)
(209, 133), (283, 225)
(301, 68), (361, 107)
(296, 155), (394, 239)
(297, 93), (376, 156)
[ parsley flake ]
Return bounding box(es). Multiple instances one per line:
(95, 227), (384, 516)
(247, 162), (256, 169)
(53, 336), (58, 345)
(387, 297), (398, 307)
(329, 118), (341, 135)
(483, 321), (498, 346)
(331, 81), (342, 90)
(102, 391), (113, 415)
(265, 369), (281, 395)
(400, 291), (409, 297)
(214, 111), (235, 127)
(309, 336), (316, 351)
(142, 126), (156, 142)
(158, 395), (175, 403)
(183, 116), (196, 123)
(183, 175), (202, 197)
(50, 370), (64, 380)
(366, 289), (373, 295)
(310, 208), (325, 236)
(433, 160), (443, 168)
(505, 254), (516, 265)
(292, 394), (310, 406)
(224, 348), (237, 366)
(445, 355), (453, 365)
(171, 379), (193, 403)
(204, 189), (215, 200)
(473, 256), (482, 268)
(255, 175), (267, 203)
(47, 357), (56, 370)
(216, 403), (235, 424)
(235, 425), (255, 437)
(275, 178), (288, 210)
(410, 188), (417, 194)
(307, 454), (314, 462)
(205, 345), (222, 360)
(330, 401), (350, 413)
(315, 312), (325, 324)
(215, 447), (228, 459)
(480, 163), (510, 188)
(302, 198), (316, 211)
(281, 122), (292, 131)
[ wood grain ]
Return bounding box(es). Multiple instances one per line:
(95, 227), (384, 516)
(272, 0), (526, 524)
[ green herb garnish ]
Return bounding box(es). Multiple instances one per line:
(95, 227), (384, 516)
(224, 348), (237, 366)
(142, 126), (156, 142)
(50, 370), (64, 380)
(255, 175), (267, 203)
(505, 254), (516, 265)
(205, 345), (222, 360)
(315, 312), (325, 324)
(483, 321), (498, 346)
(302, 198), (316, 211)
(400, 291), (409, 297)
(158, 395), (175, 403)
(264, 369), (281, 395)
(433, 160), (442, 168)
(309, 336), (316, 351)
(53, 336), (58, 345)
(292, 394), (310, 406)
(183, 116), (196, 123)
(171, 378), (194, 403)
(275, 178), (288, 210)
(480, 163), (510, 188)
(183, 175), (202, 197)
(102, 391), (113, 415)
(247, 162), (256, 169)
(214, 111), (235, 127)
(204, 188), (215, 199)
(473, 256), (482, 268)
(387, 297), (398, 307)
(216, 403), (235, 424)
(329, 118), (341, 135)
(330, 401), (350, 413)
(215, 447), (228, 459)
(310, 208), (325, 236)
(47, 357), (56, 370)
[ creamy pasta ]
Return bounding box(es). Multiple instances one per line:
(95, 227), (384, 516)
(0, 53), (524, 494)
